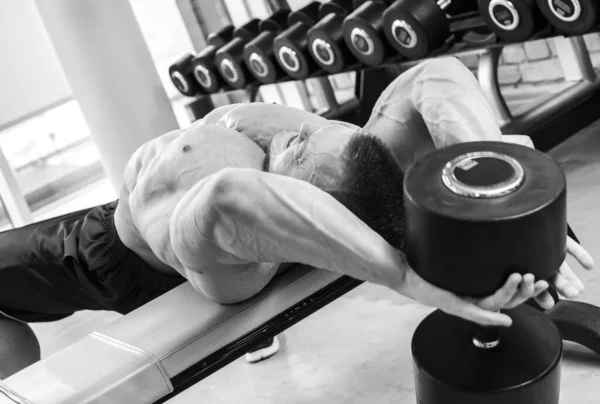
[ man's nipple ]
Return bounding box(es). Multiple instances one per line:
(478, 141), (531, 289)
(182, 144), (191, 153)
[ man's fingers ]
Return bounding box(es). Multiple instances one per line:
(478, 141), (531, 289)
(520, 273), (535, 296)
(533, 280), (549, 295)
(559, 261), (584, 291)
(507, 274), (534, 308)
(504, 278), (548, 309)
(438, 294), (513, 327)
(567, 237), (595, 270)
(477, 273), (522, 311)
(534, 290), (555, 310)
(552, 271), (581, 299)
(403, 269), (513, 327)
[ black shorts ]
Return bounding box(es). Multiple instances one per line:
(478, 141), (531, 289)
(0, 200), (186, 323)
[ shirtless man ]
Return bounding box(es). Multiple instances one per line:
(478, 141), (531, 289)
(0, 57), (593, 378)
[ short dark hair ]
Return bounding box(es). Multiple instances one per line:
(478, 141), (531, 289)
(330, 133), (406, 251)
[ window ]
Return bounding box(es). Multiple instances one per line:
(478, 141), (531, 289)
(0, 100), (113, 224)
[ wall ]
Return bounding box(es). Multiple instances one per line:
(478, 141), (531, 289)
(129, 0), (196, 100)
(458, 33), (600, 88)
(0, 0), (72, 130)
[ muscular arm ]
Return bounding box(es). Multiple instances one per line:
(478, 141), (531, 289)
(212, 102), (329, 150)
(364, 57), (502, 167)
(170, 167), (408, 292)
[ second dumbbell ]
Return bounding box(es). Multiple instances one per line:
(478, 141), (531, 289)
(273, 2), (324, 80)
(243, 9), (292, 84)
(536, 0), (599, 36)
(307, 0), (365, 74)
(478, 0), (547, 43)
(190, 25), (235, 94)
(215, 19), (262, 89)
(343, 0), (395, 66)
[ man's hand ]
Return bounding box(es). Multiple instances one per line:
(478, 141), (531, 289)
(534, 236), (595, 309)
(399, 236), (595, 326)
(399, 267), (550, 327)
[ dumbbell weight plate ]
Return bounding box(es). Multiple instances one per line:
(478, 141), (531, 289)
(412, 305), (562, 404)
(247, 52), (270, 78)
(171, 71), (193, 96)
(536, 0), (599, 35)
(169, 54), (201, 97)
(403, 141), (567, 297)
(272, 2), (322, 79)
(478, 0), (543, 42)
(274, 25), (319, 79)
(244, 37), (283, 84)
(184, 25), (234, 93)
(214, 52), (247, 89)
(311, 37), (337, 67)
(308, 14), (355, 73)
(243, 10), (291, 84)
(214, 19), (261, 89)
(343, 1), (394, 66)
(276, 42), (310, 79)
(345, 22), (381, 64)
(191, 53), (225, 93)
(217, 57), (244, 88)
(382, 0), (451, 60)
(193, 64), (215, 91)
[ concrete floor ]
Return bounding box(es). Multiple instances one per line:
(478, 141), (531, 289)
(27, 118), (600, 403)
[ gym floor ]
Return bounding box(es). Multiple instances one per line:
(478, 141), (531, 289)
(28, 119), (600, 403)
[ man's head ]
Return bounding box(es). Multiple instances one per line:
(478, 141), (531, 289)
(265, 123), (406, 250)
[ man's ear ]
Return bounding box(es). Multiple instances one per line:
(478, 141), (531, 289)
(298, 121), (320, 141)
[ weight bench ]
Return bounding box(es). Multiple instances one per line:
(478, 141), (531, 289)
(0, 265), (359, 404)
(1, 135), (598, 404)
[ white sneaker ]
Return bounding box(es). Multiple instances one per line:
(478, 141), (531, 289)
(245, 335), (281, 363)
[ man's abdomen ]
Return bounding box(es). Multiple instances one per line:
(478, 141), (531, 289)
(114, 199), (180, 276)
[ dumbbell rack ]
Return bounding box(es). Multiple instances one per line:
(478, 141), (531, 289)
(179, 8), (600, 152)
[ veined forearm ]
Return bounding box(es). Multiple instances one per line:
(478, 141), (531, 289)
(364, 58), (502, 154)
(211, 169), (408, 290)
(213, 103), (330, 151)
(411, 58), (502, 146)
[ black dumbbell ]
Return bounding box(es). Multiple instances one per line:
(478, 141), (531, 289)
(536, 0), (599, 36)
(169, 54), (201, 97)
(189, 25), (235, 94)
(342, 0), (395, 67)
(273, 2), (324, 80)
(306, 1), (366, 74)
(382, 0), (482, 60)
(405, 141), (567, 404)
(243, 9), (292, 84)
(214, 19), (262, 89)
(478, 0), (547, 42)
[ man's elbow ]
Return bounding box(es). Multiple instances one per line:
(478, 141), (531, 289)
(209, 168), (256, 215)
(421, 57), (471, 81)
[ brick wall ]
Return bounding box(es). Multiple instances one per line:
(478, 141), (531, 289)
(458, 33), (600, 88)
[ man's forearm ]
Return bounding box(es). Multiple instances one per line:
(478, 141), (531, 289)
(200, 168), (409, 290)
(215, 103), (330, 151)
(364, 58), (502, 167)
